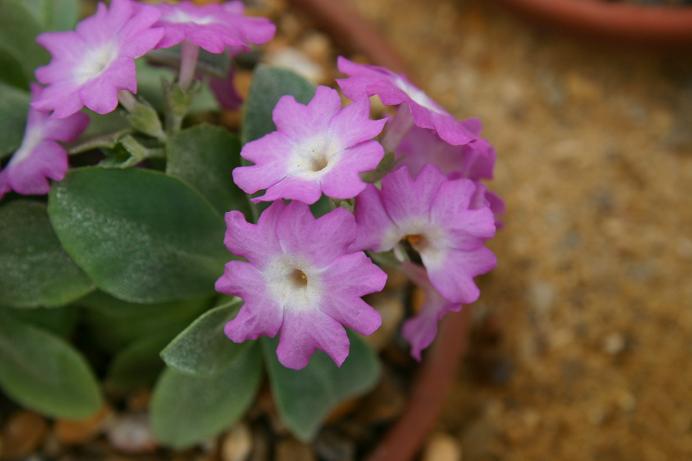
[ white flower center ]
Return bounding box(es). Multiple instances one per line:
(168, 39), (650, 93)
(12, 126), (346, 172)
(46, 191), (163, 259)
(393, 77), (444, 114)
(263, 255), (322, 311)
(386, 217), (449, 268)
(10, 125), (44, 166)
(288, 134), (343, 179)
(165, 10), (216, 25)
(75, 41), (119, 84)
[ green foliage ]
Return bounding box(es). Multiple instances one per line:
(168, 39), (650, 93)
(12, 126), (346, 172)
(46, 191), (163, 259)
(0, 82), (29, 158)
(151, 342), (262, 448)
(241, 66), (316, 144)
(0, 309), (102, 419)
(23, 0), (80, 31)
(0, 200), (93, 308)
(106, 332), (174, 392)
(136, 60), (219, 114)
(0, 0), (49, 89)
(80, 291), (211, 353)
(161, 300), (242, 377)
(0, 29), (386, 440)
(48, 168), (227, 303)
(263, 334), (381, 441)
(166, 124), (249, 215)
(10, 306), (79, 337)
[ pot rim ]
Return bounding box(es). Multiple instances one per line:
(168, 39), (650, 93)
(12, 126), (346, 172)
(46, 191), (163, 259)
(496, 0), (692, 45)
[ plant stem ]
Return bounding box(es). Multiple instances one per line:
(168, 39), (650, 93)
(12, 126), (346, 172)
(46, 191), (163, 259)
(179, 41), (200, 91)
(118, 90), (137, 112)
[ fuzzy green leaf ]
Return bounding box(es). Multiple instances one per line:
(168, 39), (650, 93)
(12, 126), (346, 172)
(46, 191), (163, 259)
(161, 300), (242, 377)
(23, 0), (79, 31)
(263, 333), (381, 441)
(106, 332), (173, 392)
(0, 200), (93, 308)
(48, 168), (227, 303)
(151, 342), (262, 448)
(166, 125), (249, 215)
(0, 309), (102, 419)
(81, 291), (211, 353)
(0, 0), (49, 89)
(10, 306), (79, 337)
(241, 66), (315, 144)
(0, 82), (29, 157)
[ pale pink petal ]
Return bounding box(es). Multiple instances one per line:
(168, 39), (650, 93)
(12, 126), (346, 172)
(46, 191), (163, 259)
(217, 261), (284, 342)
(277, 309), (350, 369)
(380, 165), (445, 225)
(320, 141), (384, 199)
(223, 206), (283, 266)
(425, 247), (496, 304)
(256, 176), (322, 204)
(351, 184), (395, 252)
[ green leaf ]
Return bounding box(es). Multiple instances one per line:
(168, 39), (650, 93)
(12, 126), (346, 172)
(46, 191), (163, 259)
(10, 306), (79, 337)
(151, 342), (262, 448)
(23, 0), (79, 31)
(161, 300), (242, 377)
(263, 333), (381, 441)
(0, 200), (93, 308)
(166, 124), (249, 215)
(99, 135), (165, 169)
(48, 167), (227, 303)
(0, 0), (49, 88)
(81, 291), (211, 353)
(241, 66), (315, 144)
(106, 332), (172, 392)
(136, 60), (218, 114)
(0, 82), (29, 157)
(0, 309), (102, 419)
(0, 49), (29, 89)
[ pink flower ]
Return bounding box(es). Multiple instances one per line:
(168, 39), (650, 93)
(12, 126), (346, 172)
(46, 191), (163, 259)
(352, 165), (496, 304)
(0, 86), (88, 198)
(33, 0), (164, 118)
(396, 125), (505, 225)
(151, 1), (275, 54)
(215, 201), (387, 370)
(233, 86), (386, 204)
(336, 57), (478, 147)
(400, 263), (460, 361)
(396, 126), (495, 181)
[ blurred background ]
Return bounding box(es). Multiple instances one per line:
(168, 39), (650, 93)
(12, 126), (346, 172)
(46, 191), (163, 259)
(337, 0), (692, 459)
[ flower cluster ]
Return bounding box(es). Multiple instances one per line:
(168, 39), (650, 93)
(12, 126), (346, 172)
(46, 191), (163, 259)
(1, 0), (274, 192)
(0, 0), (502, 370)
(217, 59), (502, 368)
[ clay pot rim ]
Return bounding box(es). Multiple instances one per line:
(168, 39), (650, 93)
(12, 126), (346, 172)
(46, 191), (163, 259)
(496, 0), (692, 45)
(285, 1), (473, 461)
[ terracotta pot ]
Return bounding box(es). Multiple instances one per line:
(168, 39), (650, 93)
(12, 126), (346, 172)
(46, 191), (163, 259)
(496, 0), (692, 46)
(286, 1), (473, 460)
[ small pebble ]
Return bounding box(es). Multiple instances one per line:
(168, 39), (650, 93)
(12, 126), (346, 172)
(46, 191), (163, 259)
(267, 48), (326, 84)
(106, 414), (157, 454)
(275, 438), (315, 461)
(299, 33), (331, 64)
(1, 411), (47, 459)
(55, 405), (112, 445)
(603, 333), (626, 355)
(422, 433), (462, 461)
(221, 423), (252, 461)
(313, 431), (355, 461)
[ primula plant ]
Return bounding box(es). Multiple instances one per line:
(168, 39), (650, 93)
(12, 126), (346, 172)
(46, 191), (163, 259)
(0, 0), (503, 448)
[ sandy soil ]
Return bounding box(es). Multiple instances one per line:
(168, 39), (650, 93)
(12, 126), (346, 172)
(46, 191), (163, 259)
(351, 1), (692, 460)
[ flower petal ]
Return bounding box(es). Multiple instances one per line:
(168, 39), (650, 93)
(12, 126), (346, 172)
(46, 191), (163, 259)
(277, 309), (350, 369)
